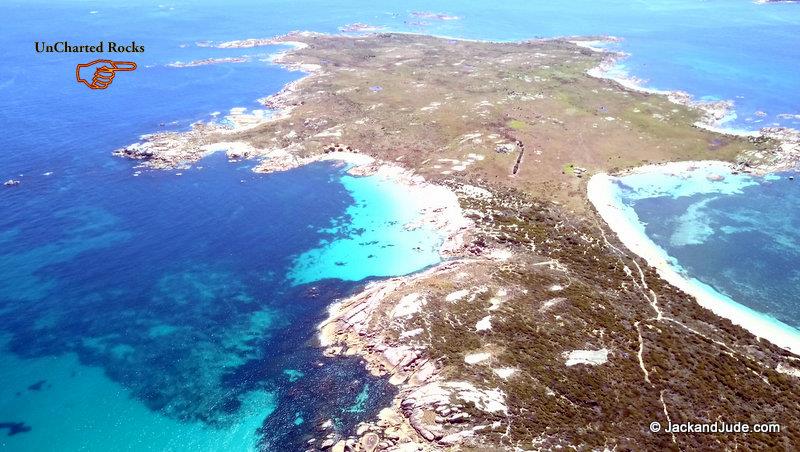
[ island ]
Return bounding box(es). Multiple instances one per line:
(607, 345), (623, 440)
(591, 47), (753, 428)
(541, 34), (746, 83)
(115, 32), (800, 450)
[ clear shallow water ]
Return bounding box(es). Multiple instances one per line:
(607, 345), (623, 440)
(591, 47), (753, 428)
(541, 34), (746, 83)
(2, 0), (800, 449)
(290, 171), (444, 285)
(615, 167), (800, 331)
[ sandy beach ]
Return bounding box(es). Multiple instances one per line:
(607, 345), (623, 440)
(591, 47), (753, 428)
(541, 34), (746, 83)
(588, 167), (800, 355)
(308, 151), (472, 259)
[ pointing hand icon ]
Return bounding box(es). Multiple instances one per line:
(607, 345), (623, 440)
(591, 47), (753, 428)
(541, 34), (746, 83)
(76, 60), (137, 90)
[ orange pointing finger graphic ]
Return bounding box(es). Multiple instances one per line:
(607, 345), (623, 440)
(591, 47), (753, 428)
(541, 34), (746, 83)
(76, 60), (137, 90)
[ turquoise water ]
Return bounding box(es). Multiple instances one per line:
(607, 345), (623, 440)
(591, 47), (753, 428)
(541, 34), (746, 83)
(616, 166), (800, 331)
(290, 171), (443, 285)
(0, 350), (276, 450)
(2, 0), (800, 450)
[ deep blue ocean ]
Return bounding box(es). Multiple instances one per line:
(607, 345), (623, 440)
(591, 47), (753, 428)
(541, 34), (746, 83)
(1, 0), (799, 450)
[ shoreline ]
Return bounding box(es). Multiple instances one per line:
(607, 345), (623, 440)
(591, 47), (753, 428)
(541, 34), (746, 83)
(297, 151), (473, 261)
(576, 37), (800, 173)
(577, 36), (800, 354)
(113, 32), (333, 171)
(309, 176), (479, 448)
(588, 165), (800, 355)
(576, 39), (743, 134)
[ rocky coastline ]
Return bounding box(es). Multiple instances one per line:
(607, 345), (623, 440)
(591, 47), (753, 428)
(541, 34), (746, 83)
(315, 261), (477, 451)
(113, 70), (312, 169)
(579, 37), (800, 174)
(111, 31), (800, 450)
(166, 57), (249, 68)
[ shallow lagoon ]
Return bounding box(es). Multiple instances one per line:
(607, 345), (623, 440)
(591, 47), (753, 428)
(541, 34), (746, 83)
(614, 165), (800, 333)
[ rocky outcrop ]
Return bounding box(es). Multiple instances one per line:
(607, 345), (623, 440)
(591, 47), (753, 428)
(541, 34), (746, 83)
(743, 126), (800, 173)
(315, 256), (518, 451)
(112, 124), (217, 169)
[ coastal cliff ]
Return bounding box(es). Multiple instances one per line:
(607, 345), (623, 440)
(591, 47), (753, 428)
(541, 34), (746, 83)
(116, 33), (800, 450)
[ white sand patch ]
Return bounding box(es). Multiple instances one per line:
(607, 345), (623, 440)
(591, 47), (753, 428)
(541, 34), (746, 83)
(392, 293), (426, 318)
(488, 288), (507, 311)
(549, 284), (564, 292)
(540, 297), (565, 311)
(313, 126), (343, 138)
(776, 363), (800, 378)
(475, 315), (492, 331)
(589, 171), (800, 355)
(564, 348), (609, 366)
(464, 352), (491, 364)
(457, 184), (493, 199)
(400, 328), (424, 339)
(445, 289), (470, 302)
(493, 367), (517, 379)
(488, 248), (512, 261)
(444, 382), (508, 414)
